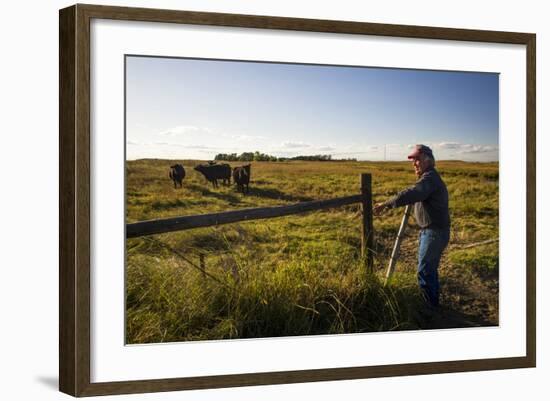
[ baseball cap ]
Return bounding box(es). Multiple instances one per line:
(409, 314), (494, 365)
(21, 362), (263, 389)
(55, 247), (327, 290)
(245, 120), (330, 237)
(407, 144), (434, 160)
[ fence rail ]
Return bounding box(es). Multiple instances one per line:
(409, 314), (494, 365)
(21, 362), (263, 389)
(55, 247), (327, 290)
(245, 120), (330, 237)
(126, 173), (374, 271)
(127, 194), (363, 238)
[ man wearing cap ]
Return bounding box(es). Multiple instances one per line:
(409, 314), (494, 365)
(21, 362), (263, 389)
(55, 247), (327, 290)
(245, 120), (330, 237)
(374, 144), (450, 308)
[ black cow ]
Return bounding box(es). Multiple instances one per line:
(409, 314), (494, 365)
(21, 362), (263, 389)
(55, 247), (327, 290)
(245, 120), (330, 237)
(169, 164), (185, 188)
(194, 163), (231, 188)
(233, 164), (251, 194)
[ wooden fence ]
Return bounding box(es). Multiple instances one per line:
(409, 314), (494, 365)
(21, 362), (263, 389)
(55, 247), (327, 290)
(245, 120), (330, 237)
(127, 173), (375, 271)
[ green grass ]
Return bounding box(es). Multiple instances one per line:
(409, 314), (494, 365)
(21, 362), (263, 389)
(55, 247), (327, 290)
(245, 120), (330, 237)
(447, 245), (499, 276)
(126, 159), (499, 343)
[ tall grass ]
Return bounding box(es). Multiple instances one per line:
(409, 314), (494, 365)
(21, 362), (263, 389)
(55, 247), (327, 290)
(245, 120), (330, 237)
(126, 159), (499, 343)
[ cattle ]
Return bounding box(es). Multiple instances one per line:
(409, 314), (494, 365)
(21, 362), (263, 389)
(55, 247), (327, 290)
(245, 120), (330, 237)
(233, 164), (251, 194)
(194, 163), (231, 188)
(169, 164), (185, 188)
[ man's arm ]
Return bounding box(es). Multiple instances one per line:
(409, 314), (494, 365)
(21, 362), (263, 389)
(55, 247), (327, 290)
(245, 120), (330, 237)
(386, 173), (435, 208)
(374, 173), (435, 215)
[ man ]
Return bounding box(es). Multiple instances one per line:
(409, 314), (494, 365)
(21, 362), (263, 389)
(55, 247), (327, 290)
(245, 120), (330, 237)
(373, 144), (450, 308)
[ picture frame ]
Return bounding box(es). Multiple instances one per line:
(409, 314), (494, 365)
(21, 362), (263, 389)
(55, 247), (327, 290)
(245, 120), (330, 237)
(59, 3), (536, 397)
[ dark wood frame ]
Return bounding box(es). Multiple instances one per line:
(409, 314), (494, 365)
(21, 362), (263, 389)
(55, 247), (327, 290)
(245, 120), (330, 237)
(59, 3), (536, 397)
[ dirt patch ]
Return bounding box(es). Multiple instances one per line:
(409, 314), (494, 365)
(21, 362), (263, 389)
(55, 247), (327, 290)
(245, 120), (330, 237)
(379, 231), (499, 330)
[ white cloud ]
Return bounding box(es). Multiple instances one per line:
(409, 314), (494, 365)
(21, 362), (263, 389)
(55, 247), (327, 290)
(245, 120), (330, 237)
(437, 142), (462, 150)
(434, 142), (498, 154)
(318, 146), (335, 151)
(281, 141), (310, 148)
(157, 126), (266, 142)
(186, 145), (221, 150)
(331, 150), (377, 156)
(458, 145), (498, 154)
(151, 141), (232, 151)
(157, 125), (211, 136)
(225, 134), (265, 141)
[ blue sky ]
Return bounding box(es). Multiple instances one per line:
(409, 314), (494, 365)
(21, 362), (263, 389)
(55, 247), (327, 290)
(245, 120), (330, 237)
(126, 56), (499, 161)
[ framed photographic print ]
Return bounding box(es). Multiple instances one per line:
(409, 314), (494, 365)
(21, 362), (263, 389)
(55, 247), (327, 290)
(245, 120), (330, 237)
(59, 4), (536, 397)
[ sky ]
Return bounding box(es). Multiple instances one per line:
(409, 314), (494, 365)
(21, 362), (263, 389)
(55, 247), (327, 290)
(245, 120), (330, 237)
(126, 55), (499, 162)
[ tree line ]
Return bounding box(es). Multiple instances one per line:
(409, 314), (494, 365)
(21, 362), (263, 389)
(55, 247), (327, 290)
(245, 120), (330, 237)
(214, 151), (356, 162)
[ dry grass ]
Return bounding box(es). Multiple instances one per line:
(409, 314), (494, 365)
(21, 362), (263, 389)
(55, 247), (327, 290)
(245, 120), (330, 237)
(126, 159), (499, 343)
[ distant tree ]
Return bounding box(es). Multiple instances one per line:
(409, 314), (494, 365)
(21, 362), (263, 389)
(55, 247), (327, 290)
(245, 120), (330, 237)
(215, 151), (353, 163)
(214, 153), (238, 161)
(252, 151), (273, 161)
(238, 152), (255, 161)
(291, 154), (332, 161)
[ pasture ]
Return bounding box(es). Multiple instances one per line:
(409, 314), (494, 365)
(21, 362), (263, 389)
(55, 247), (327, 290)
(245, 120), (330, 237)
(126, 159), (499, 344)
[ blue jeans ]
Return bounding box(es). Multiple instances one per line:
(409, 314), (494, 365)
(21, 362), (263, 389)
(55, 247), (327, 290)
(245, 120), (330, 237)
(418, 228), (450, 307)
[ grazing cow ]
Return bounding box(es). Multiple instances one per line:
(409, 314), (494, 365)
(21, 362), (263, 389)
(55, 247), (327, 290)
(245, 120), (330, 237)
(233, 164), (251, 194)
(169, 164), (185, 188)
(194, 163), (231, 188)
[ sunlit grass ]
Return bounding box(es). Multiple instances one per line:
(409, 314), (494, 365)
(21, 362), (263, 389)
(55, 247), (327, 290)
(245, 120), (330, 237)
(126, 159), (499, 343)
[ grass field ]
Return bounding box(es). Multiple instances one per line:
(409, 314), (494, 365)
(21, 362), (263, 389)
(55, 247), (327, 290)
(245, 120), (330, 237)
(125, 159), (499, 344)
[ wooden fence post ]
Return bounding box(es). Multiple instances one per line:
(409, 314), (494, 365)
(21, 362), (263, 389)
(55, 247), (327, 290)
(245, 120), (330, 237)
(361, 173), (374, 273)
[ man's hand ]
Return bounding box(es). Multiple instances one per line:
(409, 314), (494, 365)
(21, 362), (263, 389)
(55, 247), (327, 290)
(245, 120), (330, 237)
(373, 202), (389, 216)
